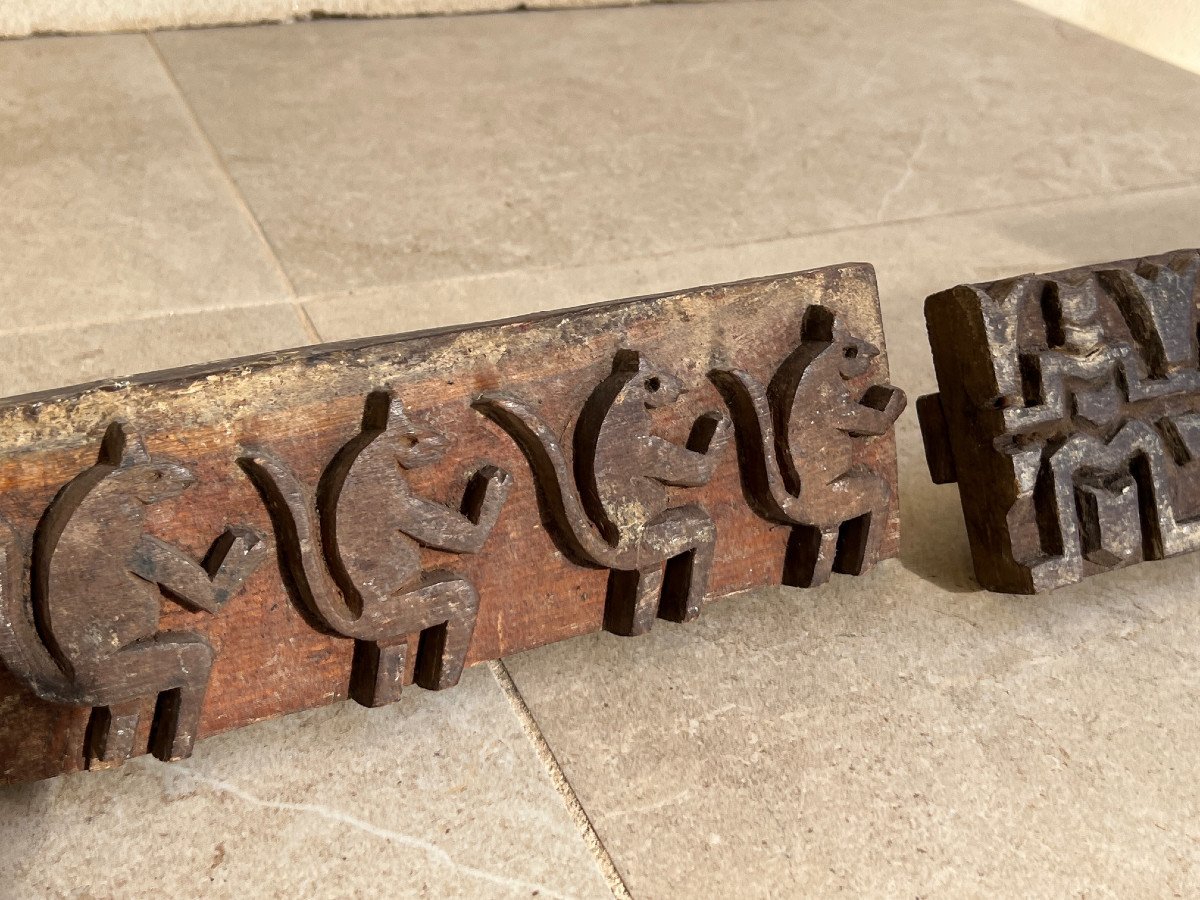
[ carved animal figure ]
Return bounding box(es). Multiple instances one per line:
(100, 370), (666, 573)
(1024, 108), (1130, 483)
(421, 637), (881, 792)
(475, 348), (730, 636)
(0, 422), (266, 767)
(240, 391), (511, 707)
(712, 305), (906, 587)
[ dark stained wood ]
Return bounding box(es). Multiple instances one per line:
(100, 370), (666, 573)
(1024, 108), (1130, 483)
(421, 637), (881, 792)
(0, 264), (903, 784)
(919, 249), (1200, 593)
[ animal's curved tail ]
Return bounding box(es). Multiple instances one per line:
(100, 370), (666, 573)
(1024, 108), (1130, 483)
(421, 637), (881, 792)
(238, 448), (358, 634)
(473, 391), (617, 566)
(708, 369), (800, 523)
(0, 516), (77, 701)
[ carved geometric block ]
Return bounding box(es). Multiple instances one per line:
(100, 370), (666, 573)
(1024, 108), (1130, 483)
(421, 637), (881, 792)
(0, 263), (903, 785)
(919, 249), (1200, 593)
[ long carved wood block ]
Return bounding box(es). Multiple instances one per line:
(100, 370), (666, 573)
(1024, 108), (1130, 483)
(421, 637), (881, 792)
(919, 249), (1200, 593)
(0, 264), (904, 784)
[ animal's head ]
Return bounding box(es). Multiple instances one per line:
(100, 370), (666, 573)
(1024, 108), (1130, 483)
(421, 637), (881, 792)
(611, 349), (683, 409)
(801, 305), (880, 378)
(98, 422), (196, 503)
(363, 391), (449, 470)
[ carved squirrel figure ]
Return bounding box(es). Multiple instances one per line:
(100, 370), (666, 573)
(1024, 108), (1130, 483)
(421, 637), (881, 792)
(0, 422), (266, 767)
(476, 348), (730, 636)
(240, 391), (511, 707)
(712, 305), (905, 587)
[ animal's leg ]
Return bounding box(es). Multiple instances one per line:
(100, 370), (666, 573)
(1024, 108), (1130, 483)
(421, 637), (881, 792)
(83, 633), (214, 764)
(660, 528), (716, 624)
(604, 566), (663, 637)
(413, 579), (480, 691)
(350, 637), (408, 708)
(783, 525), (839, 587)
(86, 700), (142, 769)
(831, 474), (892, 576)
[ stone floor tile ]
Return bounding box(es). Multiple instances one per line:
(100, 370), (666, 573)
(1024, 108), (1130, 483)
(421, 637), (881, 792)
(156, 0), (1200, 295)
(0, 304), (311, 400)
(0, 34), (291, 334)
(0, 666), (612, 899)
(505, 559), (1200, 897)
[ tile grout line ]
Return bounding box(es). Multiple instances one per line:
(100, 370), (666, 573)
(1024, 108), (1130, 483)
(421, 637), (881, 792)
(295, 176), (1200, 310)
(146, 33), (322, 343)
(144, 33), (316, 344)
(489, 660), (634, 900)
(294, 303), (324, 343)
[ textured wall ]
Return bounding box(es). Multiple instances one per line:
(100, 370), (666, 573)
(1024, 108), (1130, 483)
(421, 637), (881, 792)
(1017, 0), (1200, 74)
(0, 0), (667, 37)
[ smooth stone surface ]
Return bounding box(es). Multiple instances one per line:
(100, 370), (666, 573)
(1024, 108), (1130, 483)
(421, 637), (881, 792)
(0, 666), (612, 899)
(0, 34), (291, 333)
(0, 304), (312, 400)
(155, 0), (1200, 295)
(507, 565), (1200, 896)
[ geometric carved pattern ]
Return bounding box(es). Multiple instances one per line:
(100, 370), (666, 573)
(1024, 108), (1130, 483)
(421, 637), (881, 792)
(0, 264), (902, 784)
(919, 249), (1200, 592)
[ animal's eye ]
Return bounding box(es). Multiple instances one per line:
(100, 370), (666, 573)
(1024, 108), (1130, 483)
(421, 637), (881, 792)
(398, 434), (419, 449)
(843, 347), (859, 359)
(645, 377), (661, 392)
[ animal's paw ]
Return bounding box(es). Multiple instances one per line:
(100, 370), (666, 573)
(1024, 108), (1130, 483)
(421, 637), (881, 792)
(213, 525), (270, 586)
(477, 464), (514, 491)
(690, 410), (733, 457)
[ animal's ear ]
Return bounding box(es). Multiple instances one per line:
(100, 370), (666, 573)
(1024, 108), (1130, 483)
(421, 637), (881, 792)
(800, 305), (836, 343)
(363, 389), (416, 435)
(97, 421), (150, 468)
(611, 348), (647, 374)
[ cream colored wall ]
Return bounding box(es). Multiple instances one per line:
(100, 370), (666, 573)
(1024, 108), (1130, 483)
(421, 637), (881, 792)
(1017, 0), (1200, 74)
(0, 0), (662, 38)
(2, 0), (1197, 78)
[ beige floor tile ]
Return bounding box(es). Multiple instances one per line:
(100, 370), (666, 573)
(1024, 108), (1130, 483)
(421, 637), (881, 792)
(0, 666), (611, 899)
(156, 0), (1200, 295)
(0, 34), (291, 334)
(0, 304), (311, 400)
(506, 560), (1200, 897)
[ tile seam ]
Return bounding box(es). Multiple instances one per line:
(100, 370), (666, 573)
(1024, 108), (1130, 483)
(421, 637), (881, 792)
(489, 659), (634, 900)
(0, 299), (307, 340)
(296, 176), (1200, 308)
(145, 32), (302, 302)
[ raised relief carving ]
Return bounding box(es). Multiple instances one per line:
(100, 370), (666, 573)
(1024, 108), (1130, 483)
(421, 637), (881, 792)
(475, 349), (731, 636)
(712, 305), (906, 586)
(240, 391), (511, 707)
(0, 423), (266, 767)
(920, 249), (1200, 592)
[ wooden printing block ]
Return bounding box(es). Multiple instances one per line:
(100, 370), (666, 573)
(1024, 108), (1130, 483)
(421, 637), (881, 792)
(918, 249), (1200, 593)
(0, 264), (904, 785)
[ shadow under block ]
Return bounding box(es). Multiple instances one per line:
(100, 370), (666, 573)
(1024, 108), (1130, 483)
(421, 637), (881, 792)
(919, 249), (1200, 594)
(0, 264), (904, 784)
